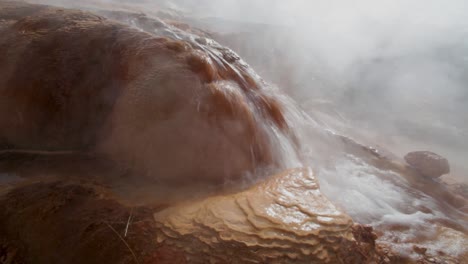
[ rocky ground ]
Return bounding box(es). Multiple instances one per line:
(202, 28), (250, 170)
(0, 1), (466, 263)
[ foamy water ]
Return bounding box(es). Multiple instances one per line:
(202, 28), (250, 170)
(18, 0), (467, 260)
(313, 151), (468, 258)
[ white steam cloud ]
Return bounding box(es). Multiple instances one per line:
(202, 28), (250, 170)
(179, 0), (468, 179)
(20, 0), (468, 257)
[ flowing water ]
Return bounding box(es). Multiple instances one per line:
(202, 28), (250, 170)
(12, 0), (468, 261)
(118, 9), (468, 259)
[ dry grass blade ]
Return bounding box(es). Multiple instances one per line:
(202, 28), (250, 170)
(124, 208), (134, 237)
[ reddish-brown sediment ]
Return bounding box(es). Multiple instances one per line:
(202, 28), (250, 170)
(0, 2), (376, 263)
(152, 168), (380, 263)
(154, 169), (402, 263)
(0, 181), (165, 264)
(0, 169), (394, 264)
(0, 1), (466, 263)
(0, 0), (291, 183)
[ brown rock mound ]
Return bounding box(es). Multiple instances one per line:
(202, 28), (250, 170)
(404, 151), (450, 178)
(0, 2), (444, 264)
(0, 0), (294, 183)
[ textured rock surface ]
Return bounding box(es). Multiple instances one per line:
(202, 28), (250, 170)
(0, 2), (465, 264)
(404, 151), (450, 178)
(0, 2), (386, 263)
(153, 168), (358, 263)
(0, 173), (396, 264)
(0, 0), (295, 183)
(0, 180), (169, 264)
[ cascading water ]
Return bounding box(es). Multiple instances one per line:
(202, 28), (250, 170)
(1, 0), (466, 262)
(110, 8), (468, 260)
(72, 2), (468, 260)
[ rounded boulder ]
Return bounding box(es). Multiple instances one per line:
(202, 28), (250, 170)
(404, 151), (450, 178)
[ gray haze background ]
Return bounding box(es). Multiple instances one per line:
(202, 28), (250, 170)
(176, 0), (468, 180)
(26, 0), (468, 180)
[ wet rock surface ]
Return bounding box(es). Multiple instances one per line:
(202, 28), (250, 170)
(153, 168), (363, 263)
(0, 170), (393, 264)
(0, 1), (390, 263)
(0, 0), (296, 184)
(404, 151), (450, 178)
(0, 1), (467, 263)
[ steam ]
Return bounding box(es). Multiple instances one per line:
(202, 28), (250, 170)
(28, 0), (467, 208)
(26, 1), (468, 157)
(177, 0), (468, 181)
(21, 0), (468, 257)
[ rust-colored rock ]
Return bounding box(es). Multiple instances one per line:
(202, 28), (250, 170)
(0, 2), (378, 263)
(153, 168), (364, 263)
(0, 169), (394, 264)
(0, 0), (294, 183)
(1, 2), (465, 264)
(0, 181), (162, 264)
(404, 151), (450, 178)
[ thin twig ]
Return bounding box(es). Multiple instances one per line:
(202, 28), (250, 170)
(0, 149), (79, 155)
(124, 207), (134, 237)
(105, 222), (140, 264)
